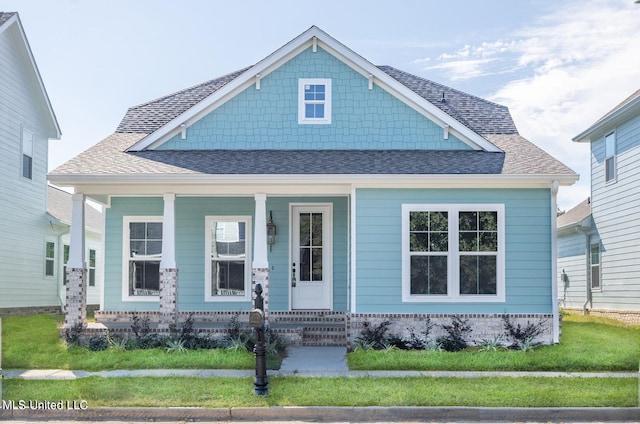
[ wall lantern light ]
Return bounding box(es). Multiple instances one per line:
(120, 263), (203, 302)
(267, 211), (276, 251)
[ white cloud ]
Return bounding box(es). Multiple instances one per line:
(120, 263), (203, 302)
(419, 0), (640, 210)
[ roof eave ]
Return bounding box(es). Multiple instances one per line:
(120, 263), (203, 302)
(573, 96), (640, 143)
(48, 172), (579, 189)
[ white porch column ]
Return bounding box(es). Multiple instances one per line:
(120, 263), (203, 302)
(160, 194), (176, 269)
(551, 181), (560, 344)
(65, 193), (87, 329)
(252, 193), (270, 323)
(159, 194), (178, 330)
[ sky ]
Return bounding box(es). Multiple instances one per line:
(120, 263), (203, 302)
(5, 0), (640, 210)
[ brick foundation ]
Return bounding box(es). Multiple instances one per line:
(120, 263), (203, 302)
(64, 268), (87, 329)
(347, 313), (555, 346)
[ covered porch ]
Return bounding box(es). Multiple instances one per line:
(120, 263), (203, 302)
(63, 182), (352, 345)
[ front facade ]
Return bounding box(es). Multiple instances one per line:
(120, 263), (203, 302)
(49, 27), (577, 344)
(0, 12), (62, 314)
(560, 89), (640, 324)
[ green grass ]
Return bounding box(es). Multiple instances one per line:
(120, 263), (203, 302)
(1, 314), (253, 370)
(348, 315), (640, 372)
(2, 376), (636, 407)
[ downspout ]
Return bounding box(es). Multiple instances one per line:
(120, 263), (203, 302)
(583, 233), (592, 315)
(551, 181), (560, 343)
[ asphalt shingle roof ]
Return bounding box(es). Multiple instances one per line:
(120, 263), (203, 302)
(378, 66), (518, 135)
(0, 12), (16, 27)
(557, 198), (591, 229)
(50, 52), (575, 179)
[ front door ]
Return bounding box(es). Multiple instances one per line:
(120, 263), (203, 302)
(291, 204), (333, 310)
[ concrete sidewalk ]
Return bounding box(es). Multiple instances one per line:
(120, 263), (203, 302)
(2, 346), (639, 379)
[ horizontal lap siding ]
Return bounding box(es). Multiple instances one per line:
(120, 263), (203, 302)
(0, 27), (58, 308)
(104, 196), (348, 312)
(591, 114), (640, 311)
(355, 188), (552, 314)
(557, 230), (589, 309)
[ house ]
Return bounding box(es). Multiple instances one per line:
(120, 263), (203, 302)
(49, 26), (577, 345)
(558, 89), (640, 325)
(47, 185), (104, 310)
(0, 12), (62, 315)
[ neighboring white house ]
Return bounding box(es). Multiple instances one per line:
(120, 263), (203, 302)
(0, 12), (62, 314)
(558, 89), (640, 324)
(47, 185), (104, 309)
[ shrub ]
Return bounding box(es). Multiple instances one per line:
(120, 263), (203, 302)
(502, 316), (547, 350)
(355, 320), (392, 350)
(130, 314), (151, 339)
(437, 317), (472, 352)
(62, 322), (85, 349)
(88, 334), (109, 351)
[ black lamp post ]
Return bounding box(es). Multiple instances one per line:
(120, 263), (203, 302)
(250, 283), (268, 395)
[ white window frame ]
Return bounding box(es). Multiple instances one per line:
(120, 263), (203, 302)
(204, 216), (252, 302)
(298, 78), (332, 125)
(22, 128), (33, 180)
(45, 240), (55, 278)
(604, 131), (616, 183)
(88, 248), (97, 287)
(589, 242), (601, 291)
(402, 204), (505, 303)
(122, 216), (162, 302)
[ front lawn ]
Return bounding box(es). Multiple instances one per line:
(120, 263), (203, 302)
(1, 314), (253, 370)
(348, 315), (640, 371)
(2, 376), (637, 408)
(2, 313), (638, 372)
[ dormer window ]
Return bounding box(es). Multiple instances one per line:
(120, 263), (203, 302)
(298, 78), (331, 124)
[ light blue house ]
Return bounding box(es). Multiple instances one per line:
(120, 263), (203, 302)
(49, 27), (577, 344)
(559, 89), (640, 325)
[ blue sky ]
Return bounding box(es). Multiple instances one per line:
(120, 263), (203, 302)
(6, 0), (640, 210)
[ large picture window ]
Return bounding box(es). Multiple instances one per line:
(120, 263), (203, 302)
(205, 216), (251, 301)
(123, 217), (162, 299)
(402, 204), (505, 302)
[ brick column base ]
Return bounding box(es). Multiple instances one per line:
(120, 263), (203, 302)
(64, 268), (87, 329)
(252, 267), (269, 323)
(158, 268), (178, 330)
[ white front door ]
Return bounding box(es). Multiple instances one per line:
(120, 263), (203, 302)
(291, 204), (333, 310)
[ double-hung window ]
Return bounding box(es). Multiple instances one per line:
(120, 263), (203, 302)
(298, 78), (331, 124)
(205, 216), (251, 301)
(89, 249), (96, 287)
(604, 132), (616, 183)
(22, 129), (33, 180)
(123, 217), (162, 299)
(402, 204), (505, 302)
(45, 241), (55, 277)
(590, 242), (601, 290)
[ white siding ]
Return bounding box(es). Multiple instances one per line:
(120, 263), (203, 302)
(590, 113), (640, 311)
(557, 230), (589, 310)
(0, 22), (58, 308)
